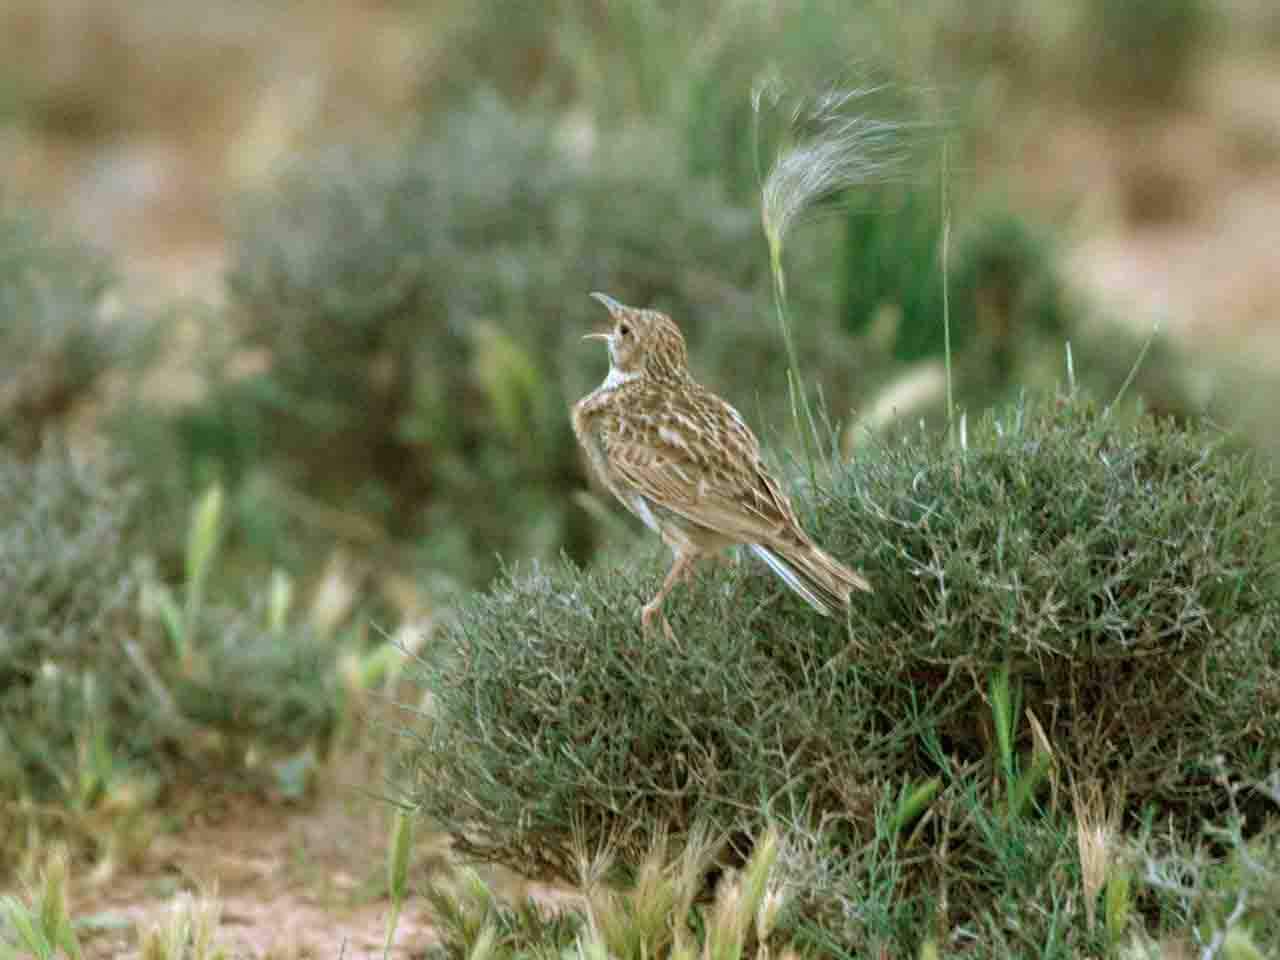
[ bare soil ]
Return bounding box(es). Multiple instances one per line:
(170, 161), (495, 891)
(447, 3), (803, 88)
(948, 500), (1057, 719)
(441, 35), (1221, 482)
(69, 756), (445, 959)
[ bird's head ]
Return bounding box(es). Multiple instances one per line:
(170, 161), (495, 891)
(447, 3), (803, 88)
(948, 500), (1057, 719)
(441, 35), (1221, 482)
(584, 292), (690, 383)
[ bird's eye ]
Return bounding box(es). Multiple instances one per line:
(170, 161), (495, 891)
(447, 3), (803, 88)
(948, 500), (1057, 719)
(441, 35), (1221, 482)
(619, 324), (631, 337)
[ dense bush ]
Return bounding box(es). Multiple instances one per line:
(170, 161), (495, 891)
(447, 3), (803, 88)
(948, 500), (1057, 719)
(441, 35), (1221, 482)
(0, 445), (339, 824)
(0, 445), (140, 802)
(0, 205), (142, 453)
(407, 391), (1279, 897)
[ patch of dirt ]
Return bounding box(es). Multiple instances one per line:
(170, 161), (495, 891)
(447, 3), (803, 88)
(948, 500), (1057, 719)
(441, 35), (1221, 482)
(71, 756), (446, 959)
(1014, 55), (1280, 370)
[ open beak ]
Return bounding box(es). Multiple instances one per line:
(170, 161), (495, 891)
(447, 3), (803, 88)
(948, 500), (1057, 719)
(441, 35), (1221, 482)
(585, 292), (623, 342)
(589, 291), (625, 314)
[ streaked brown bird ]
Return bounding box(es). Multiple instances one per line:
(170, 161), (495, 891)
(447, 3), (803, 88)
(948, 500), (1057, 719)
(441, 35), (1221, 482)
(571, 292), (871, 636)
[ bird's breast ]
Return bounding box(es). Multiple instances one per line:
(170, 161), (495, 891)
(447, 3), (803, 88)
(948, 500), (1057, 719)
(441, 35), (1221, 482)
(575, 413), (611, 482)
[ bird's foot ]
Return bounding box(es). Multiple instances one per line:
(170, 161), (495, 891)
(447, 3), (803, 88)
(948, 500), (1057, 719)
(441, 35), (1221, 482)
(640, 602), (677, 644)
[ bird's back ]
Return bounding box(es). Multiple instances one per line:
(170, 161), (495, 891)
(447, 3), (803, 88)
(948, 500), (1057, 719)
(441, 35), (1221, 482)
(589, 377), (815, 551)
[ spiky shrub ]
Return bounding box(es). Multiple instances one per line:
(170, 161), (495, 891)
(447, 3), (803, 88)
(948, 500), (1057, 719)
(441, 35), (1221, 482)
(0, 445), (142, 807)
(0, 445), (338, 861)
(1128, 771), (1280, 954)
(406, 391), (1279, 892)
(0, 205), (137, 453)
(165, 96), (852, 587)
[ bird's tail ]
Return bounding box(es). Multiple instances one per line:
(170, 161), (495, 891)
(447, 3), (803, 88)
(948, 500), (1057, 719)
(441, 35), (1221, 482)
(749, 540), (872, 617)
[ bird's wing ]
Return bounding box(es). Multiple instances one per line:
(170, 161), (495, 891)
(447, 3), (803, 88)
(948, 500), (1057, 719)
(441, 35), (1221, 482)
(606, 388), (807, 546)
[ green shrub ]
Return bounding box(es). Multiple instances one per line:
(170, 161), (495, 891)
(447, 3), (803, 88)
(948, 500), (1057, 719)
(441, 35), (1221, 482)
(0, 445), (339, 853)
(0, 444), (140, 805)
(406, 391), (1279, 898)
(1129, 770), (1280, 953)
(0, 204), (140, 454)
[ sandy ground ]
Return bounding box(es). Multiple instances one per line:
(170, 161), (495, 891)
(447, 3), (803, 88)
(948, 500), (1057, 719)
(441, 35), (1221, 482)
(65, 756), (445, 959)
(1050, 59), (1280, 368)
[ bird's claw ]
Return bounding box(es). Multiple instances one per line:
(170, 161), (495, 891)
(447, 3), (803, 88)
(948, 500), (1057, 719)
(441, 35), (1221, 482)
(660, 617), (677, 645)
(640, 603), (677, 644)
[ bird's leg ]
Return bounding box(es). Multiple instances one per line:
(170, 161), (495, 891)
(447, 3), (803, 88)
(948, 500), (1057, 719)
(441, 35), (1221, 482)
(707, 547), (740, 570)
(704, 547), (739, 603)
(641, 548), (698, 640)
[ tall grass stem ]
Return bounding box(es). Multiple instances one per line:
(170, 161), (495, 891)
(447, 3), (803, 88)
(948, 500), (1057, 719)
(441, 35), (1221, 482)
(941, 139), (954, 443)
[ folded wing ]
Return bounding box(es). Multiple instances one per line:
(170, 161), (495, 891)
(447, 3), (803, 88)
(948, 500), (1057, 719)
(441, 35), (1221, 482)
(605, 391), (807, 549)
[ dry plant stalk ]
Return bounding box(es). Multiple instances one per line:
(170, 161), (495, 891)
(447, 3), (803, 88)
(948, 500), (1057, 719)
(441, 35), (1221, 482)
(1071, 777), (1125, 932)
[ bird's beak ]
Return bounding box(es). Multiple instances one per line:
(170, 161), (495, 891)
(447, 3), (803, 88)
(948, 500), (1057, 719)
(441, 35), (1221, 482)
(586, 292), (624, 342)
(589, 291), (625, 315)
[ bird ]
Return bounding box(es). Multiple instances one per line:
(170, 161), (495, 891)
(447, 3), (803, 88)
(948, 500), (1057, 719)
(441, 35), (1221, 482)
(571, 292), (871, 636)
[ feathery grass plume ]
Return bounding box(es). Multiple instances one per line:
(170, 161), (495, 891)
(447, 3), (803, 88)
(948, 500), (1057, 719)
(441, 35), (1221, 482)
(582, 826), (680, 960)
(422, 865), (586, 960)
(384, 809), (414, 959)
(186, 890), (224, 960)
(423, 868), (495, 954)
(757, 82), (918, 257)
(736, 826), (782, 946)
(754, 79), (924, 468)
(465, 923), (498, 960)
(1071, 779), (1126, 934)
(674, 822), (723, 945)
(136, 890), (225, 960)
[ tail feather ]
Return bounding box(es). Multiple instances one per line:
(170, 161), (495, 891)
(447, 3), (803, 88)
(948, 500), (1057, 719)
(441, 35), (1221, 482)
(748, 541), (872, 617)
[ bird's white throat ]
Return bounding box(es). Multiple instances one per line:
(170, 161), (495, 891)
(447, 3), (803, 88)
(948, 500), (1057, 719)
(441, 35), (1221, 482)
(600, 365), (639, 391)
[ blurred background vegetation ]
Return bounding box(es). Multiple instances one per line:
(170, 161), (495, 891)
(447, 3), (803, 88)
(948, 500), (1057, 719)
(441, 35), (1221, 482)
(6, 0), (1279, 597)
(2, 0), (1280, 953)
